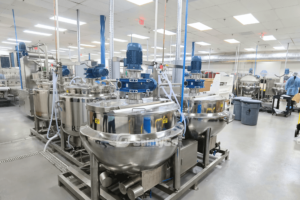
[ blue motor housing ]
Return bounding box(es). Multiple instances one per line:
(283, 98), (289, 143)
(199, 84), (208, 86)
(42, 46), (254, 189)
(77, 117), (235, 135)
(18, 42), (28, 57)
(285, 68), (290, 75)
(124, 43), (143, 70)
(185, 79), (205, 89)
(85, 64), (109, 79)
(249, 68), (253, 74)
(187, 56), (202, 73)
(118, 77), (157, 93)
(62, 65), (70, 77)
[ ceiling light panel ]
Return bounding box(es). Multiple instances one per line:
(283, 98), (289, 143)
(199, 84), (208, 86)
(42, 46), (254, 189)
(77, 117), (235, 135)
(234, 14), (259, 25)
(114, 38), (128, 42)
(245, 48), (255, 51)
(262, 35), (276, 41)
(273, 46), (285, 50)
(196, 42), (211, 46)
(50, 16), (86, 25)
(24, 30), (52, 36)
(154, 29), (176, 35)
(171, 44), (184, 48)
(128, 34), (149, 39)
(68, 46), (84, 49)
(127, 0), (153, 5)
(151, 46), (166, 50)
(92, 41), (109, 45)
(7, 38), (31, 43)
(224, 39), (240, 43)
(80, 44), (96, 47)
(198, 51), (209, 54)
(188, 22), (212, 31)
(35, 24), (67, 32)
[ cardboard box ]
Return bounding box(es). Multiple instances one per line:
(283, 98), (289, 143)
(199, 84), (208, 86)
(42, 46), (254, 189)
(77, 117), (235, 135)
(198, 78), (214, 92)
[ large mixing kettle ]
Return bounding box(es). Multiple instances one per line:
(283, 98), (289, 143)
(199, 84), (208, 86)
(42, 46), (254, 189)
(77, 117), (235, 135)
(272, 82), (286, 96)
(239, 75), (261, 96)
(182, 95), (232, 140)
(80, 99), (183, 173)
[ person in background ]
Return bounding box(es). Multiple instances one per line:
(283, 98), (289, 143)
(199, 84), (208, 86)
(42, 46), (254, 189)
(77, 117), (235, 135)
(285, 72), (300, 110)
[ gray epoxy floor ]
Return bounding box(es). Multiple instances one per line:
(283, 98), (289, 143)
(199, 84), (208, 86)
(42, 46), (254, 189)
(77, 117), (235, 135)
(1, 105), (300, 200)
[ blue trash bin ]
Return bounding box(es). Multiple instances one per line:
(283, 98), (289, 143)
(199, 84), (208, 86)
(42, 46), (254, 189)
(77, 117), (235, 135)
(233, 97), (252, 121)
(241, 99), (262, 126)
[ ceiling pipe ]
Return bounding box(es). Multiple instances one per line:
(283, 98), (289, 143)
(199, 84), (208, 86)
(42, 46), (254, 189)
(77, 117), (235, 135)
(109, 0), (114, 79)
(12, 9), (23, 89)
(154, 0), (158, 62)
(77, 9), (80, 62)
(172, 0), (183, 83)
(100, 15), (106, 65)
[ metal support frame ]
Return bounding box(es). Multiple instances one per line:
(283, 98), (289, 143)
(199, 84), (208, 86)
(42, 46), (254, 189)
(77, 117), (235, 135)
(30, 127), (89, 167)
(58, 148), (229, 200)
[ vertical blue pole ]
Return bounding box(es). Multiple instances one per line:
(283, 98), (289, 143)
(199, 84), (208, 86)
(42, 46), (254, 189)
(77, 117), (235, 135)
(192, 42), (195, 57)
(180, 0), (189, 122)
(100, 15), (106, 65)
(12, 9), (23, 89)
(88, 53), (91, 60)
(254, 44), (258, 75)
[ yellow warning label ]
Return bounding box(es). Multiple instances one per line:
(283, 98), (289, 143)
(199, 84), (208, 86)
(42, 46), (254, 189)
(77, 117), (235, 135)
(66, 90), (69, 93)
(95, 118), (100, 124)
(162, 118), (168, 124)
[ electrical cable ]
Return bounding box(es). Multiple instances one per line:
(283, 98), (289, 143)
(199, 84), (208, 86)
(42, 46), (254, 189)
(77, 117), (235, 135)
(162, 0), (167, 65)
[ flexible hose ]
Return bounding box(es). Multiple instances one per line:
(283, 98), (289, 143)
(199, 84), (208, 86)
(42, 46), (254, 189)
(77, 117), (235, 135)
(46, 71), (57, 139)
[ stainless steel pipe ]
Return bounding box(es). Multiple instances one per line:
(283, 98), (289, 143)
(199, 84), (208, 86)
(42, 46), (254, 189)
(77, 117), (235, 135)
(119, 176), (141, 195)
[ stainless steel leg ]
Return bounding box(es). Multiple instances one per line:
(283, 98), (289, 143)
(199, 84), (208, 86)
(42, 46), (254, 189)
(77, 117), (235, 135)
(203, 128), (211, 168)
(34, 116), (39, 132)
(61, 131), (66, 150)
(174, 136), (182, 191)
(91, 153), (100, 200)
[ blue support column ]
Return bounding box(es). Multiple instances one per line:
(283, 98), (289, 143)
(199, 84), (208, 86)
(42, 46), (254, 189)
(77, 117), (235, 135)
(192, 41), (195, 57)
(100, 15), (106, 65)
(89, 53), (91, 60)
(12, 9), (23, 89)
(180, 0), (189, 122)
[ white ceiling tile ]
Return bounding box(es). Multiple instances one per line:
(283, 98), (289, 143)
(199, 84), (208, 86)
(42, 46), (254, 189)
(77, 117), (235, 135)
(218, 1), (249, 16)
(252, 10), (280, 22)
(240, 0), (273, 12)
(199, 6), (231, 19)
(262, 20), (284, 29)
(268, 0), (298, 9)
(274, 5), (300, 19)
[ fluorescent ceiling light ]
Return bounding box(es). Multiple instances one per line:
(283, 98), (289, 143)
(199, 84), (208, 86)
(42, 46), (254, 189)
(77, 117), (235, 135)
(113, 38), (128, 42)
(35, 24), (67, 32)
(262, 35), (276, 41)
(273, 46), (285, 50)
(51, 50), (65, 52)
(121, 50), (127, 52)
(142, 49), (147, 51)
(245, 48), (255, 51)
(127, 0), (153, 5)
(24, 30), (51, 36)
(7, 38), (31, 43)
(90, 54), (99, 55)
(127, 34), (149, 39)
(154, 29), (176, 36)
(181, 52), (191, 55)
(151, 54), (161, 56)
(114, 52), (121, 54)
(50, 16), (86, 25)
(196, 42), (211, 46)
(2, 41), (19, 45)
(80, 44), (96, 47)
(188, 22), (212, 31)
(0, 46), (12, 49)
(92, 41), (109, 45)
(68, 46), (84, 49)
(224, 39), (240, 43)
(151, 46), (166, 50)
(165, 53), (175, 56)
(59, 48), (74, 51)
(171, 44), (184, 48)
(234, 14), (259, 25)
(198, 51), (209, 54)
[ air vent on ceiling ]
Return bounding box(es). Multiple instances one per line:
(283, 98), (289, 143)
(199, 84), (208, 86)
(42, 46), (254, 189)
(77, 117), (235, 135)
(66, 30), (77, 34)
(259, 44), (270, 47)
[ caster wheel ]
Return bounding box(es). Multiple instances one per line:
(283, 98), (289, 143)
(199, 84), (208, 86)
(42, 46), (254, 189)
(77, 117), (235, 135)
(295, 129), (300, 137)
